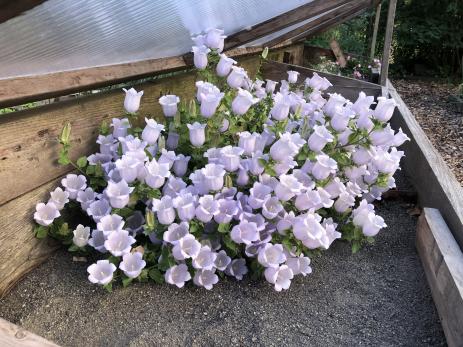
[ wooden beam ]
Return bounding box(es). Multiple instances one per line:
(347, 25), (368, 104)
(380, 0), (397, 85)
(224, 0), (352, 51)
(0, 0), (46, 24)
(290, 3), (374, 43)
(369, 3), (382, 61)
(0, 45), (276, 109)
(263, 1), (362, 48)
(0, 317), (59, 346)
(387, 79), (463, 248)
(417, 208), (463, 347)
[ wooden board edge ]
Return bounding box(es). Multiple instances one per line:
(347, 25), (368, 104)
(0, 318), (60, 347)
(417, 208), (463, 347)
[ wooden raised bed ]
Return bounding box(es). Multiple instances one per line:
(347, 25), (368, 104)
(0, 44), (462, 346)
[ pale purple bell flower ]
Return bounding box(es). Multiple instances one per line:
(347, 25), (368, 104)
(49, 187), (70, 210)
(352, 91), (375, 115)
(216, 53), (236, 77)
(97, 213), (125, 237)
(204, 147), (222, 164)
(196, 81), (220, 102)
(195, 195), (220, 223)
(200, 91), (224, 118)
(236, 165), (250, 186)
(192, 45), (211, 69)
(265, 79), (278, 94)
(287, 70), (300, 83)
(306, 72), (332, 91)
(34, 202), (60, 226)
(270, 92), (291, 121)
(187, 122), (207, 147)
(173, 192), (197, 221)
(122, 88), (144, 113)
(231, 221), (259, 245)
(72, 224), (90, 247)
(77, 187), (96, 211)
(214, 250), (232, 271)
(145, 158), (171, 189)
(334, 191), (356, 213)
(261, 196), (284, 220)
(280, 80), (290, 94)
(164, 222), (190, 244)
(87, 260), (116, 285)
(159, 95), (180, 118)
(191, 34), (206, 46)
(269, 132), (305, 161)
(111, 118), (131, 138)
(331, 107), (354, 132)
(373, 97), (397, 122)
(293, 213), (328, 249)
(61, 174), (87, 199)
(105, 180), (134, 209)
(219, 146), (244, 172)
(119, 251), (146, 278)
(86, 199), (111, 223)
(125, 211), (145, 235)
(220, 118), (230, 133)
(142, 118), (165, 145)
(104, 229), (135, 256)
(172, 234), (201, 260)
(273, 157), (297, 176)
(189, 170), (209, 195)
(231, 88), (258, 115)
(193, 269), (219, 290)
(152, 195), (176, 225)
(227, 66), (247, 89)
(392, 128), (410, 147)
(258, 243), (286, 268)
(165, 264), (191, 288)
(362, 213), (387, 237)
(264, 264), (293, 291)
(225, 258), (248, 280)
(88, 229), (107, 253)
(192, 246), (217, 270)
(238, 131), (257, 156)
(286, 255), (312, 276)
(173, 154), (190, 177)
(166, 131), (180, 150)
(323, 93), (347, 118)
(205, 28), (226, 50)
(307, 125), (334, 152)
(248, 182), (272, 209)
(158, 149), (177, 169)
(214, 199), (238, 224)
(311, 154), (338, 180)
(274, 174), (303, 201)
(115, 155), (141, 183)
(201, 163), (226, 191)
(276, 211), (296, 234)
(96, 134), (117, 155)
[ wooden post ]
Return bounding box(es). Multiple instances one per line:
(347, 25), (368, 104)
(369, 3), (382, 61)
(380, 0), (397, 85)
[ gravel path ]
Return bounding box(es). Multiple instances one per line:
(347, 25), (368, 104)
(393, 79), (463, 185)
(0, 175), (445, 347)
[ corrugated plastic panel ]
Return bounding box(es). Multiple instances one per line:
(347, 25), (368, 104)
(0, 0), (312, 79)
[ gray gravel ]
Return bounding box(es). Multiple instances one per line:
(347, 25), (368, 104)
(0, 175), (446, 347)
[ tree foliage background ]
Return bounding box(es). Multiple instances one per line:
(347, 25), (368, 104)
(306, 0), (463, 78)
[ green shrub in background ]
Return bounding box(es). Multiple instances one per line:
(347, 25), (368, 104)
(306, 0), (463, 79)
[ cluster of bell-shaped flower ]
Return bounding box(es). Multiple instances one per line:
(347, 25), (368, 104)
(34, 29), (409, 292)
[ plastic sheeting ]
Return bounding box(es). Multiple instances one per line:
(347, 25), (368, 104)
(0, 0), (313, 79)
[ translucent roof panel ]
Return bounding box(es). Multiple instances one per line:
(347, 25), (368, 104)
(0, 0), (312, 79)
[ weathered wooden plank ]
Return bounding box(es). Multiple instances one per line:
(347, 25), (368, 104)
(0, 47), (301, 206)
(387, 79), (463, 248)
(380, 0), (397, 86)
(369, 3), (382, 61)
(262, 60), (382, 102)
(263, 0), (369, 49)
(224, 0), (352, 51)
(417, 208), (463, 347)
(0, 179), (60, 298)
(0, 45), (275, 108)
(330, 39), (347, 67)
(0, 317), (59, 346)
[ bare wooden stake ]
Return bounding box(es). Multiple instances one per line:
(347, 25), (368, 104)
(369, 3), (382, 61)
(380, 0), (397, 85)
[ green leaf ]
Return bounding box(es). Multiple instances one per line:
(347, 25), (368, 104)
(122, 276), (133, 288)
(76, 156), (88, 168)
(261, 47), (269, 59)
(68, 244), (80, 252)
(103, 282), (113, 293)
(99, 120), (110, 135)
(60, 122), (72, 145)
(108, 255), (120, 266)
(218, 223), (230, 234)
(148, 268), (164, 284)
(351, 241), (361, 254)
(34, 225), (48, 239)
(58, 150), (71, 165)
(86, 165), (96, 175)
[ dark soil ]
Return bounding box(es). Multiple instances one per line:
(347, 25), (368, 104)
(0, 174), (446, 347)
(393, 78), (463, 185)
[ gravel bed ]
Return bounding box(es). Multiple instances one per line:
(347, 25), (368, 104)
(0, 176), (445, 347)
(392, 79), (463, 185)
